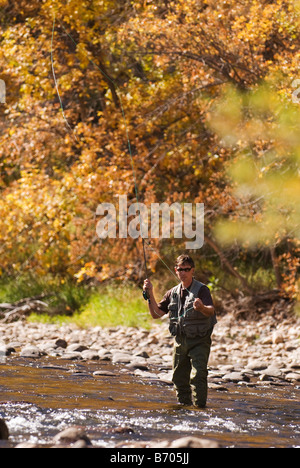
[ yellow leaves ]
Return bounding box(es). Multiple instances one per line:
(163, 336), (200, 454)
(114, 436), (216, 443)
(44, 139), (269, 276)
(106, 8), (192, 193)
(0, 0), (299, 295)
(75, 262), (112, 283)
(212, 81), (300, 267)
(0, 167), (73, 274)
(208, 86), (242, 145)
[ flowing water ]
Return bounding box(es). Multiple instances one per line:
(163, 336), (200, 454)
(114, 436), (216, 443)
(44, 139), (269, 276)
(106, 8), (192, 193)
(0, 357), (299, 448)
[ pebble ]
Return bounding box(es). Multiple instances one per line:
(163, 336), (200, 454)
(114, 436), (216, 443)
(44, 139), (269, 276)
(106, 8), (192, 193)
(52, 427), (92, 447)
(120, 436), (220, 449)
(223, 372), (250, 383)
(20, 345), (43, 358)
(0, 309), (298, 450)
(0, 345), (15, 357)
(245, 360), (267, 371)
(93, 370), (116, 377)
(0, 311), (298, 387)
(285, 372), (300, 382)
(112, 352), (132, 364)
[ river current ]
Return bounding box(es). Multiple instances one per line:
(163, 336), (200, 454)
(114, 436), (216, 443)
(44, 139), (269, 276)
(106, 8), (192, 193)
(0, 357), (299, 448)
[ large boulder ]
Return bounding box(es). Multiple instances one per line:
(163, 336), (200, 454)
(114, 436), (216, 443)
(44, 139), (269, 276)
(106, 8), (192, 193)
(0, 419), (9, 440)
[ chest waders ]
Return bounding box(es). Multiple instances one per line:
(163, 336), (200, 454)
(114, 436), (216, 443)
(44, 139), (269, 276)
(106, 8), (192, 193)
(168, 279), (215, 338)
(168, 279), (215, 407)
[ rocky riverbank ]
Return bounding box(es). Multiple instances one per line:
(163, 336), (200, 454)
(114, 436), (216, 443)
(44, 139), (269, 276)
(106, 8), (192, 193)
(0, 311), (299, 387)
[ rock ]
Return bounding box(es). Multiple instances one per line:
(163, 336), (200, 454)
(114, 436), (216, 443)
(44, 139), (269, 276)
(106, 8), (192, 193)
(126, 358), (149, 371)
(20, 345), (42, 358)
(261, 336), (273, 345)
(0, 344), (15, 357)
(157, 372), (173, 385)
(38, 340), (58, 353)
(262, 366), (283, 378)
(285, 372), (300, 382)
(222, 372), (250, 383)
(0, 419), (9, 440)
(53, 426), (92, 446)
(246, 360), (267, 371)
(81, 350), (100, 360)
(70, 439), (90, 448)
(41, 364), (68, 371)
(272, 331), (284, 345)
(150, 436), (219, 449)
(61, 352), (83, 360)
(119, 436), (220, 449)
(55, 338), (68, 349)
(170, 436), (220, 449)
(93, 370), (117, 377)
(7, 340), (22, 349)
(66, 344), (89, 353)
(218, 364), (235, 372)
(98, 350), (112, 361)
(208, 383), (229, 392)
(112, 352), (132, 364)
(134, 369), (158, 380)
(134, 351), (150, 359)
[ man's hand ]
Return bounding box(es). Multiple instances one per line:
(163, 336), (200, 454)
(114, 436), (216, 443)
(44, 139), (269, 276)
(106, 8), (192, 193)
(193, 298), (205, 313)
(143, 279), (153, 293)
(193, 298), (214, 317)
(143, 279), (165, 319)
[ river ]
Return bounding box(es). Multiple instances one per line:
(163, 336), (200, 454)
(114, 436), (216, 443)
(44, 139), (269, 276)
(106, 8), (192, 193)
(0, 357), (299, 448)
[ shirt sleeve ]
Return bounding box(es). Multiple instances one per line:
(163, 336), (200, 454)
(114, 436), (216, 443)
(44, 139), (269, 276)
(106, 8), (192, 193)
(157, 289), (172, 315)
(198, 285), (214, 307)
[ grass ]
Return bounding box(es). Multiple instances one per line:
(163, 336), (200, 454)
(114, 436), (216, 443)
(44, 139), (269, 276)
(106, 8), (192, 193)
(0, 262), (289, 329)
(29, 284), (153, 329)
(76, 284), (152, 328)
(0, 273), (91, 316)
(0, 273), (154, 329)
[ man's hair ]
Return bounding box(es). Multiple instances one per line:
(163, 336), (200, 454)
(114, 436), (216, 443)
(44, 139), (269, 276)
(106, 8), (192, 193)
(175, 254), (195, 268)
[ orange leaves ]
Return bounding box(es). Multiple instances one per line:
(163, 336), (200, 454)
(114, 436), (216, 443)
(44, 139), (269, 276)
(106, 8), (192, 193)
(0, 0), (299, 297)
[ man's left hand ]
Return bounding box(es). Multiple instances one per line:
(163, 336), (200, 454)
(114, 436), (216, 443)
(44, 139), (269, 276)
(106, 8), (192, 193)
(193, 298), (214, 317)
(193, 298), (205, 313)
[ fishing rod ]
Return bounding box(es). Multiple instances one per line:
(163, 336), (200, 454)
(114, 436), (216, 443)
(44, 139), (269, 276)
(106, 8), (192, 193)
(51, 15), (178, 301)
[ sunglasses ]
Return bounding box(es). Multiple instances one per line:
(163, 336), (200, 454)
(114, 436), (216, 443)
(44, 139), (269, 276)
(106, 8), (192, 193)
(175, 267), (193, 272)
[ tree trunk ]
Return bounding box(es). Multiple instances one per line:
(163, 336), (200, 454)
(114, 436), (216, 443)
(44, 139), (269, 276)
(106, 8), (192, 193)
(204, 235), (253, 294)
(270, 246), (282, 290)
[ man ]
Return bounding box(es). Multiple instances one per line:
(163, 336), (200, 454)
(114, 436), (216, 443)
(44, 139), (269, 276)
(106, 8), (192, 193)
(143, 254), (216, 408)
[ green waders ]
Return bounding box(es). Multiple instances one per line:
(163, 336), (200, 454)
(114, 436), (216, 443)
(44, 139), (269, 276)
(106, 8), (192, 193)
(172, 329), (212, 407)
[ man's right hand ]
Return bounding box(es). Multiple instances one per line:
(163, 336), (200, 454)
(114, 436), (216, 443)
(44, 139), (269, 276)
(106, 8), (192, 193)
(143, 279), (153, 293)
(143, 279), (164, 319)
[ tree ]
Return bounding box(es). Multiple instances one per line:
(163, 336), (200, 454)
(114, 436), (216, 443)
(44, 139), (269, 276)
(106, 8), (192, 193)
(0, 0), (299, 299)
(210, 84), (300, 299)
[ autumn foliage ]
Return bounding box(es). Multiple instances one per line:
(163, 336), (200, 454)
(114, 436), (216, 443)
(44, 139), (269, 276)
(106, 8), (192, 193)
(0, 0), (299, 301)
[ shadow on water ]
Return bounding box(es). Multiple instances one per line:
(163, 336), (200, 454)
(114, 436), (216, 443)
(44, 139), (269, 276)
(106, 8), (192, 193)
(0, 357), (299, 448)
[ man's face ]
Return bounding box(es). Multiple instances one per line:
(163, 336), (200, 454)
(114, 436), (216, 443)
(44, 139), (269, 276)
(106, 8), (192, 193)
(175, 262), (195, 284)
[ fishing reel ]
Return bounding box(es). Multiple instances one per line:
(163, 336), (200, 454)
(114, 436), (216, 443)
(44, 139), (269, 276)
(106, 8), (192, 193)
(143, 289), (150, 302)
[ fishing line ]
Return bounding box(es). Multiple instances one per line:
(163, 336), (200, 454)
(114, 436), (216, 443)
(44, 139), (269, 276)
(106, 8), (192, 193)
(143, 239), (178, 282)
(51, 15), (79, 143)
(51, 16), (178, 290)
(52, 16), (148, 279)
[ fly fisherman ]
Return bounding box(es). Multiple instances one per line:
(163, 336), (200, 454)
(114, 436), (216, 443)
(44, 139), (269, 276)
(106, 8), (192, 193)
(143, 254), (217, 408)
